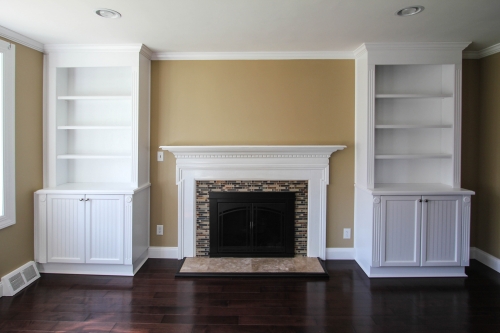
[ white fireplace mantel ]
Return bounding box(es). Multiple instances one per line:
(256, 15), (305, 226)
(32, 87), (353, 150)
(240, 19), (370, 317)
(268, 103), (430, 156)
(159, 145), (346, 259)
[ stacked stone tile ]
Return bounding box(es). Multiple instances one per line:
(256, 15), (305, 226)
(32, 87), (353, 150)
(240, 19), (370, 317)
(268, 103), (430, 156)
(196, 180), (308, 257)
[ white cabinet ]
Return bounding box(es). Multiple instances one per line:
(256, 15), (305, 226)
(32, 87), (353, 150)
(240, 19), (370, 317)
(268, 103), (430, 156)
(46, 194), (85, 263)
(35, 45), (151, 276)
(380, 195), (462, 268)
(421, 196), (463, 266)
(85, 195), (124, 264)
(380, 196), (421, 267)
(46, 194), (124, 265)
(354, 43), (474, 278)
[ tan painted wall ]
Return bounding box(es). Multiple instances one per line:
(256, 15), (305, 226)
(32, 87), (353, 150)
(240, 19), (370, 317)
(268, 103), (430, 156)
(0, 39), (43, 277)
(150, 60), (355, 249)
(476, 53), (500, 258)
(462, 59), (480, 247)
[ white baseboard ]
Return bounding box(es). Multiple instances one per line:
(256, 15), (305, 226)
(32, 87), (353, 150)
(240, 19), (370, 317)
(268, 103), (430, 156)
(148, 246), (179, 259)
(470, 247), (500, 273)
(325, 248), (355, 260)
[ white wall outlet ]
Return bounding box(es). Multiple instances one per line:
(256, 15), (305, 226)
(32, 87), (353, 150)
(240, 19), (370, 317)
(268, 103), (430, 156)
(156, 225), (163, 235)
(157, 151), (164, 162)
(343, 228), (351, 239)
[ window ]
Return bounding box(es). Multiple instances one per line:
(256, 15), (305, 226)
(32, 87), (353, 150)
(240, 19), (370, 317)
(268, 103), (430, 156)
(0, 39), (15, 229)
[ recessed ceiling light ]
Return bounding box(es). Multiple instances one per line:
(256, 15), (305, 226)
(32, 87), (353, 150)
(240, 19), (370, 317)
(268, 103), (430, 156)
(95, 8), (121, 19)
(396, 6), (424, 17)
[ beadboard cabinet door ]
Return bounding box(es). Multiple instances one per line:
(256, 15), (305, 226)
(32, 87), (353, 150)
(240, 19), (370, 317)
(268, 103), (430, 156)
(421, 196), (462, 266)
(47, 194), (86, 263)
(380, 196), (422, 266)
(85, 195), (125, 264)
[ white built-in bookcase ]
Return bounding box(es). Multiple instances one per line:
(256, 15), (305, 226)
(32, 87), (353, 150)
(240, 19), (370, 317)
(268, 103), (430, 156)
(354, 43), (475, 278)
(44, 46), (151, 190)
(355, 43), (468, 191)
(55, 67), (133, 184)
(35, 45), (151, 276)
(374, 64), (457, 187)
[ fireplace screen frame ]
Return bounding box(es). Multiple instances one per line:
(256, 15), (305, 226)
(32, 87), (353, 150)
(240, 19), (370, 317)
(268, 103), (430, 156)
(209, 192), (296, 257)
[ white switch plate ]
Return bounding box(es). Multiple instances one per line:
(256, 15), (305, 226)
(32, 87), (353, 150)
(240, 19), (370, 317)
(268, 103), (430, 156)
(157, 151), (164, 162)
(343, 228), (351, 239)
(156, 225), (163, 235)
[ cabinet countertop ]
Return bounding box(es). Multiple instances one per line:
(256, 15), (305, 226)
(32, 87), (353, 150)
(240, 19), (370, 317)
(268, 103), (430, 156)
(356, 183), (475, 196)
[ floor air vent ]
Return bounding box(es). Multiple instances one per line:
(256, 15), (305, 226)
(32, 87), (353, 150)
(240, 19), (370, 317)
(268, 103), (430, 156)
(1, 261), (40, 297)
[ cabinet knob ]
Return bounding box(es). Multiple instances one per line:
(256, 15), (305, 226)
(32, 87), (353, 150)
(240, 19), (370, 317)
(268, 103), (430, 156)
(85, 198), (90, 201)
(79, 198), (84, 201)
(424, 199), (428, 203)
(419, 199), (422, 202)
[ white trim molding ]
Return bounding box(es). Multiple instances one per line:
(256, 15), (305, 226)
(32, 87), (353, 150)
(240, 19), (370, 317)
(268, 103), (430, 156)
(470, 247), (500, 273)
(326, 248), (355, 260)
(160, 145), (346, 260)
(149, 246), (179, 259)
(463, 43), (500, 59)
(0, 39), (16, 230)
(44, 44), (153, 59)
(152, 51), (355, 61)
(0, 25), (44, 52)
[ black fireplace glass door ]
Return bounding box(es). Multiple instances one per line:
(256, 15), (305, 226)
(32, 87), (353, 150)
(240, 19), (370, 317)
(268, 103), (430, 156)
(217, 203), (251, 253)
(253, 203), (285, 252)
(209, 192), (295, 257)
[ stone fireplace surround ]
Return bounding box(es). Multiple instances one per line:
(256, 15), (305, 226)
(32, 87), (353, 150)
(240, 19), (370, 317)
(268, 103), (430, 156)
(196, 180), (308, 257)
(159, 145), (346, 260)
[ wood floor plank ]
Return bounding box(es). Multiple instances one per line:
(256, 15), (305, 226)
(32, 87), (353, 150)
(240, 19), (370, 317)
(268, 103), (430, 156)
(1, 259), (500, 332)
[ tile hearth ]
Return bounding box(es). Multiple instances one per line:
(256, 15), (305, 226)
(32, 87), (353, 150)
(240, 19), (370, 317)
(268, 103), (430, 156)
(178, 257), (325, 274)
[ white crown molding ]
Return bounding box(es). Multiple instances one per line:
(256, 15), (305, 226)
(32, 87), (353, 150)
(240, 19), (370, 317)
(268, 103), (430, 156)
(463, 51), (480, 60)
(44, 43), (148, 55)
(463, 43), (500, 59)
(139, 45), (153, 60)
(0, 23), (495, 62)
(0, 25), (43, 52)
(152, 51), (354, 60)
(479, 43), (500, 58)
(362, 42), (472, 52)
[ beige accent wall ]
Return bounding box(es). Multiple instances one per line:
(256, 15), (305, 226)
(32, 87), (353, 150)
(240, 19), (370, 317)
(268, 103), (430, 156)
(150, 60), (355, 249)
(461, 59), (480, 247)
(476, 53), (500, 258)
(0, 39), (43, 277)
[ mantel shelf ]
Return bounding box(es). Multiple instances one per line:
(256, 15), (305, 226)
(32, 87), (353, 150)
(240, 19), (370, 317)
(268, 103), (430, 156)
(58, 95), (132, 100)
(160, 145), (346, 159)
(375, 154), (452, 160)
(375, 124), (453, 129)
(375, 94), (453, 99)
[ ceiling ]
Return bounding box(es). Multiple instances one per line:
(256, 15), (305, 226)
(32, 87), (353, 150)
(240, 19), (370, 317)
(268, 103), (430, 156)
(0, 0), (499, 55)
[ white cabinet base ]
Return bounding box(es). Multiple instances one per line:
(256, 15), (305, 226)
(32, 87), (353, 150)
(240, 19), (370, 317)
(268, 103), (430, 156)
(36, 248), (148, 276)
(357, 261), (466, 278)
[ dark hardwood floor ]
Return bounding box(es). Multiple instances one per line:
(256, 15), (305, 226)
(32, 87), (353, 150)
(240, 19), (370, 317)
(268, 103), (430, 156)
(1, 259), (500, 332)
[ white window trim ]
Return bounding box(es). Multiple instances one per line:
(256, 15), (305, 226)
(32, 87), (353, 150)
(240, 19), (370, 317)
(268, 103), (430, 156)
(0, 39), (15, 229)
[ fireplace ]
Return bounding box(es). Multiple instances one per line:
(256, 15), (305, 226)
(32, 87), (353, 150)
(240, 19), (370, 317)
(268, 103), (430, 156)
(209, 192), (296, 257)
(159, 145), (346, 259)
(196, 180), (308, 257)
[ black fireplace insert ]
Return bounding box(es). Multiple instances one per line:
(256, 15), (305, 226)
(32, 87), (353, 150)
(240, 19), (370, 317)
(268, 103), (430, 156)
(209, 192), (296, 257)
